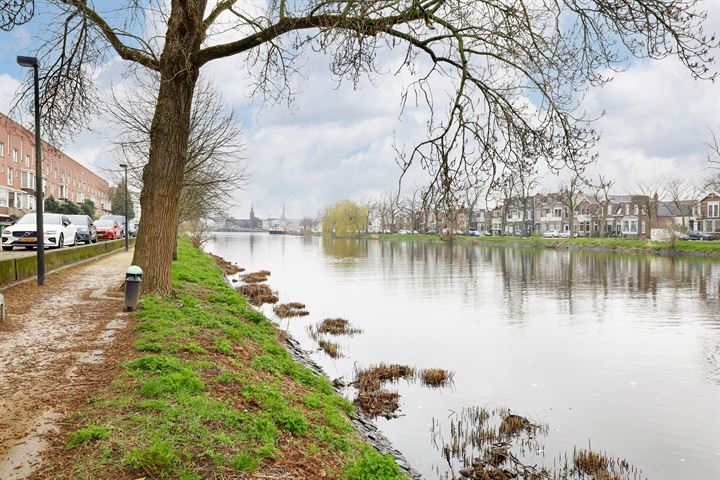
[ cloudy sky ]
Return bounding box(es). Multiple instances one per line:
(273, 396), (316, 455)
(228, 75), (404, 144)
(0, 2), (719, 220)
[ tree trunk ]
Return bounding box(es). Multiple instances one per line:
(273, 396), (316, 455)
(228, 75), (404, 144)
(131, 4), (203, 294)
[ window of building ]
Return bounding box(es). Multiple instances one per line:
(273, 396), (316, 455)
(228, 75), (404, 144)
(607, 204), (612, 215)
(0, 143), (4, 157)
(625, 204), (630, 215)
(20, 171), (35, 189)
(622, 219), (638, 234)
(25, 154), (30, 168)
(554, 208), (562, 218)
(12, 149), (18, 163)
(634, 205), (639, 215)
(709, 202), (719, 218)
(0, 188), (8, 207)
(7, 167), (13, 185)
(641, 221), (646, 234)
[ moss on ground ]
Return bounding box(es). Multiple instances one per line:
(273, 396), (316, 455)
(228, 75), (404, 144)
(33, 239), (404, 480)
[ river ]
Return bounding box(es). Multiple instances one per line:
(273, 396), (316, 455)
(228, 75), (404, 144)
(208, 232), (720, 479)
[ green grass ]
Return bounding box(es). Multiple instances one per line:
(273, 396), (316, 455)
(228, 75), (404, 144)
(41, 238), (403, 479)
(359, 232), (720, 256)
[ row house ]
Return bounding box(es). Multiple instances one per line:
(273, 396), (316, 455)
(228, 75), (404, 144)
(504, 197), (535, 235)
(0, 112), (112, 226)
(419, 207), (469, 233)
(604, 195), (652, 238)
(574, 195), (603, 236)
(534, 192), (567, 233)
(470, 209), (490, 233)
(698, 193), (720, 233)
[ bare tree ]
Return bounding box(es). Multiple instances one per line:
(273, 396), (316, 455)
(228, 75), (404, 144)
(591, 175), (615, 237)
(636, 178), (667, 229)
(707, 128), (720, 169)
(463, 182), (485, 232)
(666, 179), (701, 230)
(705, 174), (720, 193)
(1, 0), (33, 31)
(16, 0), (718, 292)
(559, 175), (583, 234)
(381, 191), (400, 233)
(108, 76), (247, 229)
(400, 186), (422, 232)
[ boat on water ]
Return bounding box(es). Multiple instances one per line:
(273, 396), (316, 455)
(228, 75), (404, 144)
(268, 229), (286, 235)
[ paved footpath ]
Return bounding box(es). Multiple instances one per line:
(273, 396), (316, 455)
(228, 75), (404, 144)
(0, 249), (134, 479)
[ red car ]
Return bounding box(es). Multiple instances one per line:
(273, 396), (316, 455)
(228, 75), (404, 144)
(95, 219), (121, 240)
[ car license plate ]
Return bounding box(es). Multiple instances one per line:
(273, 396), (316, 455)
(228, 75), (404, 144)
(20, 237), (36, 243)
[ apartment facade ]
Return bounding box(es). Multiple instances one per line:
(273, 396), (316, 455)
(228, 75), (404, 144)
(0, 113), (111, 226)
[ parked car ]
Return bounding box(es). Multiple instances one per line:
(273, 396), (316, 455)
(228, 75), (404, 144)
(687, 230), (717, 241)
(468, 230), (481, 237)
(542, 230), (560, 238)
(67, 215), (97, 245)
(2, 213), (78, 250)
(128, 222), (138, 237)
(100, 215), (127, 235)
(426, 229), (437, 235)
(398, 230), (409, 235)
(678, 232), (690, 240)
(95, 219), (122, 240)
(559, 231), (571, 238)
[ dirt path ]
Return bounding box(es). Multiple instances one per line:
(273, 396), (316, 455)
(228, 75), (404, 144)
(0, 250), (135, 479)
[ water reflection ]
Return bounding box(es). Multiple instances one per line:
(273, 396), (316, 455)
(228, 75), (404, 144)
(209, 234), (720, 479)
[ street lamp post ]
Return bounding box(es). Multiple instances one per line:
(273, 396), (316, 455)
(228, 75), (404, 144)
(119, 163), (129, 251)
(16, 55), (45, 286)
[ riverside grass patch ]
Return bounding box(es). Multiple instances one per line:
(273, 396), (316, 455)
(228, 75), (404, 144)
(41, 239), (403, 480)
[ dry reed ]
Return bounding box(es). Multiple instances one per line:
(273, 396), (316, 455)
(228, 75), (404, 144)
(418, 368), (455, 388)
(273, 303), (310, 318)
(242, 270), (271, 283)
(208, 253), (244, 275)
(236, 284), (278, 306)
(354, 363), (415, 393)
(318, 340), (342, 358)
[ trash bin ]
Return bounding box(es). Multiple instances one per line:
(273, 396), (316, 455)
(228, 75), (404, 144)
(125, 265), (143, 312)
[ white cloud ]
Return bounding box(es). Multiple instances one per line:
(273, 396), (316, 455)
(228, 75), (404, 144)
(580, 57), (719, 192)
(0, 74), (21, 114)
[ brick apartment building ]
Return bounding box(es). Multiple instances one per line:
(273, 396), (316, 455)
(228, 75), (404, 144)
(0, 112), (111, 226)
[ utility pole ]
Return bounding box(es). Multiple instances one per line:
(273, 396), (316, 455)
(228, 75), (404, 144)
(119, 164), (129, 251)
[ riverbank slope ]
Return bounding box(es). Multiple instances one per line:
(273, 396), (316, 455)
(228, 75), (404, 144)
(29, 240), (404, 479)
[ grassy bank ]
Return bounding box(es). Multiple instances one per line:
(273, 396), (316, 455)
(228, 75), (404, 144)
(360, 233), (720, 256)
(34, 240), (404, 479)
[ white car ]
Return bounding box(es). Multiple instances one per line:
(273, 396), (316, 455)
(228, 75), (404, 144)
(559, 231), (571, 238)
(542, 230), (560, 238)
(2, 213), (79, 250)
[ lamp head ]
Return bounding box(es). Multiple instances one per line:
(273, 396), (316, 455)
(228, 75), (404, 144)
(16, 56), (38, 68)
(119, 164), (128, 169)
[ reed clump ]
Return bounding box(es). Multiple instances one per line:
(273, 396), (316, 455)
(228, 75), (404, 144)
(318, 340), (342, 358)
(309, 318), (362, 338)
(574, 449), (610, 475)
(354, 363), (415, 393)
(498, 414), (534, 438)
(208, 253), (244, 275)
(273, 302), (309, 318)
(236, 284), (278, 306)
(353, 391), (400, 419)
(242, 270), (271, 283)
(419, 368), (455, 388)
